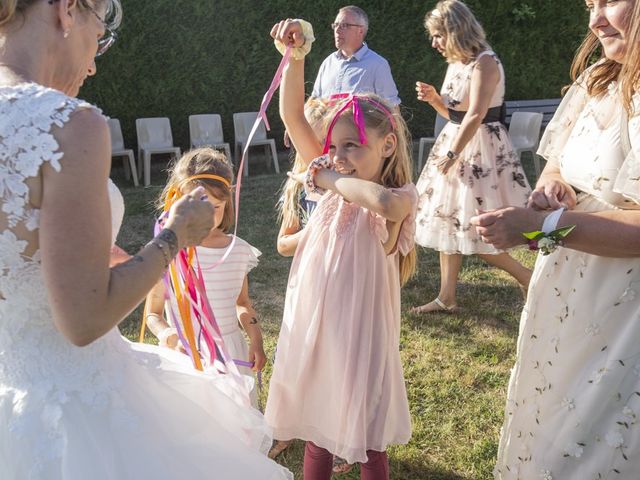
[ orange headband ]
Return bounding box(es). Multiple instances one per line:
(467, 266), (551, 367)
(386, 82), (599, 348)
(179, 174), (231, 189)
(164, 174), (232, 212)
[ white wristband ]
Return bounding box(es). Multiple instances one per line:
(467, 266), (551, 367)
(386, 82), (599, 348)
(542, 207), (565, 234)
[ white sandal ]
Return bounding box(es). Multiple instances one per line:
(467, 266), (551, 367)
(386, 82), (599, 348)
(409, 297), (459, 314)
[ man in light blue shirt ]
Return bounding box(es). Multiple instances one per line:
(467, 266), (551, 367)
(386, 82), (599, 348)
(312, 5), (401, 106)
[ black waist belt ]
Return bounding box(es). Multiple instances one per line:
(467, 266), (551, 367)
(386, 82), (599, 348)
(448, 104), (505, 125)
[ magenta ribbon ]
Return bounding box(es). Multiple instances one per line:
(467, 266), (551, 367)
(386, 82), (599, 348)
(322, 93), (397, 155)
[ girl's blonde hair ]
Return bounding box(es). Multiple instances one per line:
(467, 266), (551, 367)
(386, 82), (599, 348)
(0, 0), (122, 28)
(279, 97), (330, 229)
(326, 94), (417, 286)
(160, 147), (235, 232)
(570, 0), (639, 115)
(425, 0), (489, 63)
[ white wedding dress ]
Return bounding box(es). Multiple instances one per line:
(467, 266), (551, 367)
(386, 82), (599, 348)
(0, 83), (292, 480)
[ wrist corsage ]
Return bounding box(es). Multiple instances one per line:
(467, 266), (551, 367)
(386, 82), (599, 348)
(274, 19), (315, 60)
(523, 225), (576, 255)
(304, 154), (333, 194)
(522, 207), (575, 255)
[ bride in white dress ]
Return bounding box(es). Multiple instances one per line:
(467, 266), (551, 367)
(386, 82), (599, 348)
(0, 1), (291, 478)
(473, 1), (640, 478)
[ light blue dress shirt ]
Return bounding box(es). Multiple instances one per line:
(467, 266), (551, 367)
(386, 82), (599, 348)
(311, 43), (401, 106)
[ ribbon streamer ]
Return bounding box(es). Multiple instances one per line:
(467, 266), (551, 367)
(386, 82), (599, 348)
(138, 46), (293, 407)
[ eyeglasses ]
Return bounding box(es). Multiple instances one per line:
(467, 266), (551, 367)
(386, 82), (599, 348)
(87, 6), (117, 57)
(331, 22), (363, 31)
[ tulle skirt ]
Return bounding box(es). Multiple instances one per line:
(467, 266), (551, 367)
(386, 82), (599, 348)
(0, 329), (291, 480)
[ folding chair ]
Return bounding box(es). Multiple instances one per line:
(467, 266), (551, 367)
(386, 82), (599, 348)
(232, 112), (279, 177)
(508, 111), (544, 178)
(188, 114), (232, 159)
(135, 117), (181, 187)
(108, 118), (138, 187)
(417, 114), (447, 173)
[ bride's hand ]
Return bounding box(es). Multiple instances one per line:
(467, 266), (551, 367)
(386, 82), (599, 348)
(164, 187), (214, 248)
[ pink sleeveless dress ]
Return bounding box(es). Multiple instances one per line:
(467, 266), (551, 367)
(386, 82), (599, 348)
(265, 184), (417, 464)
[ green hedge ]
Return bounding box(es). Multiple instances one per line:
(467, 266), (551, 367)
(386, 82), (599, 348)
(83, 0), (587, 153)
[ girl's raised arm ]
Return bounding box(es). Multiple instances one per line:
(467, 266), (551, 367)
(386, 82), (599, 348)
(271, 20), (323, 164)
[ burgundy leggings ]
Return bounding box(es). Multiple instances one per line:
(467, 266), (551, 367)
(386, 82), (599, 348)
(303, 441), (389, 480)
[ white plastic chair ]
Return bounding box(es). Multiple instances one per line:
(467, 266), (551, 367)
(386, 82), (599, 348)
(232, 112), (279, 177)
(417, 114), (447, 173)
(188, 114), (231, 159)
(135, 117), (181, 187)
(508, 111), (544, 178)
(108, 118), (138, 187)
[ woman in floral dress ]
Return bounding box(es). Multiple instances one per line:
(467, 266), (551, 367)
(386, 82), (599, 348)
(412, 0), (531, 314)
(473, 0), (640, 477)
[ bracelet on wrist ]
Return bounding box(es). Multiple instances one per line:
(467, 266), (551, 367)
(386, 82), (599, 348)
(304, 154), (334, 194)
(146, 228), (179, 268)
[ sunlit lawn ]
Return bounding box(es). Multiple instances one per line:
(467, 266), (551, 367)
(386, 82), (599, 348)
(112, 149), (538, 480)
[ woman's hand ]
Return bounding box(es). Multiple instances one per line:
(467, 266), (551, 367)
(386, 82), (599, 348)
(528, 178), (577, 211)
(248, 341), (267, 372)
(164, 186), (214, 248)
(471, 207), (546, 250)
(416, 81), (439, 103)
(270, 19), (305, 48)
(434, 154), (458, 175)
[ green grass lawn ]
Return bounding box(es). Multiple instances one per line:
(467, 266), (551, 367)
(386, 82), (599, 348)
(111, 153), (538, 480)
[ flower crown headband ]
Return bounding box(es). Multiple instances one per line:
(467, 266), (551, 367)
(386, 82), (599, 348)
(322, 93), (398, 154)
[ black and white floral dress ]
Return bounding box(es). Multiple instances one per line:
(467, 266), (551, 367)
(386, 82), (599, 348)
(415, 50), (531, 254)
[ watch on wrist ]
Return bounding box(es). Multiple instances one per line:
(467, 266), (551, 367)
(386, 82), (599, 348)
(446, 150), (460, 161)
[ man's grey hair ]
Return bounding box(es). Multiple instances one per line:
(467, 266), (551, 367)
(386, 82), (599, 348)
(339, 5), (369, 36)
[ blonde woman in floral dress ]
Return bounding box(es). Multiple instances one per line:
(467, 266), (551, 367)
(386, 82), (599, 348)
(411, 0), (531, 314)
(473, 0), (640, 477)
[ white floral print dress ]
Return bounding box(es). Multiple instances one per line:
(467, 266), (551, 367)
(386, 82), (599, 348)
(495, 71), (640, 479)
(415, 51), (531, 254)
(0, 83), (292, 480)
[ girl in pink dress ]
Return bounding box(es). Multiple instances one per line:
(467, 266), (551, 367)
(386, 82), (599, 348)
(265, 19), (417, 480)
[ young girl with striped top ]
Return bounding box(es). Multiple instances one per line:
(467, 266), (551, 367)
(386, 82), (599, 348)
(145, 147), (265, 408)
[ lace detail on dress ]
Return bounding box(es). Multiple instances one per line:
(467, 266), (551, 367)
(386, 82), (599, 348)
(0, 83), (124, 478)
(0, 84), (95, 233)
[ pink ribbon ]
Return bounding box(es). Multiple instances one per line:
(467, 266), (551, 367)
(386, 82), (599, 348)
(322, 93), (397, 155)
(150, 46), (294, 407)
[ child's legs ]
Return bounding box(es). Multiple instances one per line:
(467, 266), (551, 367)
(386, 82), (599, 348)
(360, 450), (389, 480)
(303, 441), (333, 480)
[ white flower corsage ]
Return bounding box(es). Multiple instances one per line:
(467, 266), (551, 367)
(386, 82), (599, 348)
(523, 225), (576, 255)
